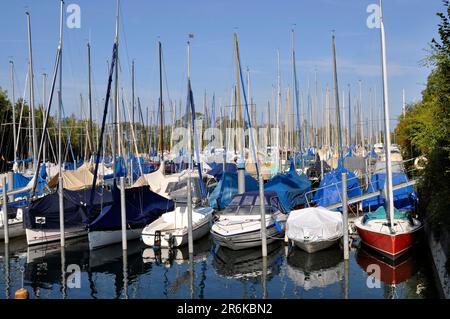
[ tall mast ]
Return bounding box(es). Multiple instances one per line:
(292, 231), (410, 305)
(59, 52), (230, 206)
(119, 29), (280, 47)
(276, 49), (281, 172)
(332, 31), (343, 163)
(26, 11), (37, 172)
(359, 80), (364, 148)
(42, 73), (47, 164)
(132, 59), (135, 131)
(186, 38), (194, 254)
(233, 33), (244, 159)
(9, 60), (17, 164)
(379, 0), (395, 226)
(57, 2), (63, 177)
(158, 41), (164, 161)
(87, 41), (93, 158)
(348, 84), (351, 147)
(112, 0), (119, 182)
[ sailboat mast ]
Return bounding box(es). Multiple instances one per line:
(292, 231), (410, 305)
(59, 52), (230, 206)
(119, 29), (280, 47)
(26, 12), (37, 172)
(57, 2), (63, 177)
(348, 84), (351, 147)
(112, 0), (119, 182)
(87, 41), (93, 158)
(9, 60), (17, 164)
(276, 49), (281, 171)
(233, 33), (244, 159)
(332, 31), (343, 163)
(158, 41), (164, 161)
(42, 73), (47, 164)
(379, 0), (395, 226)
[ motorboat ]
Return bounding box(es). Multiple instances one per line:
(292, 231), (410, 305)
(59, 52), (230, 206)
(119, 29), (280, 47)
(210, 191), (288, 250)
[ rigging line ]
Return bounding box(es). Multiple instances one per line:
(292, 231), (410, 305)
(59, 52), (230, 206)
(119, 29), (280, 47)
(61, 100), (76, 162)
(15, 70), (29, 158)
(119, 3), (132, 80)
(161, 48), (172, 107)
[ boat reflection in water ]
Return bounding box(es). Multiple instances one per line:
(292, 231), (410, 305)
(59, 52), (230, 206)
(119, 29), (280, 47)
(356, 245), (416, 299)
(25, 238), (90, 297)
(142, 236), (211, 266)
(212, 242), (283, 281)
(286, 247), (344, 290)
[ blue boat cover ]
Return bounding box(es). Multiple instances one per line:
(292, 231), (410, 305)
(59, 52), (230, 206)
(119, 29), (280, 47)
(208, 171), (258, 210)
(89, 185), (174, 231)
(0, 172), (46, 199)
(362, 206), (410, 225)
(23, 187), (114, 230)
(361, 172), (416, 211)
(265, 162), (311, 211)
(313, 165), (362, 209)
(366, 150), (378, 158)
(207, 162), (237, 180)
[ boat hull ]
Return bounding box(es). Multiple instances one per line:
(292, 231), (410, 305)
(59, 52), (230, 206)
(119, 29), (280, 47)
(293, 238), (340, 254)
(355, 218), (422, 258)
(25, 227), (87, 246)
(1, 221), (25, 240)
(211, 224), (282, 250)
(88, 228), (143, 250)
(142, 216), (211, 248)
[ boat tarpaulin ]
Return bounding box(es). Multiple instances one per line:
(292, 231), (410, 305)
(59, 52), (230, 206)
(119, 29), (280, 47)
(265, 162), (311, 211)
(23, 187), (114, 230)
(88, 185), (174, 231)
(207, 162), (237, 180)
(286, 206), (343, 242)
(46, 163), (97, 191)
(208, 171), (258, 210)
(361, 172), (416, 211)
(313, 166), (362, 209)
(362, 206), (410, 224)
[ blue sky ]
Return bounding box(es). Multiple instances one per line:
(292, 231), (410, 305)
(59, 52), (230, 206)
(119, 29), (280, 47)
(0, 0), (444, 128)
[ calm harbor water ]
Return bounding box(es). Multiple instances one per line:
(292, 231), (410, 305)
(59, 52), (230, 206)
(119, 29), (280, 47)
(0, 235), (439, 299)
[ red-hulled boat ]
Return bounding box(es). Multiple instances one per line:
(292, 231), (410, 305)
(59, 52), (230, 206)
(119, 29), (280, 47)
(354, 208), (422, 258)
(355, 1), (423, 259)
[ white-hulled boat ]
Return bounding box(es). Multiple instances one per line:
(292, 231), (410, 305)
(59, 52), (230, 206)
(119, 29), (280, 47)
(141, 206), (213, 248)
(0, 203), (26, 240)
(286, 207), (343, 253)
(211, 191), (288, 250)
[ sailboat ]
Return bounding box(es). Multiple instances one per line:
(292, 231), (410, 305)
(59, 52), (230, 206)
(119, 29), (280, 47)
(87, 1), (174, 250)
(354, 0), (422, 258)
(141, 40), (213, 248)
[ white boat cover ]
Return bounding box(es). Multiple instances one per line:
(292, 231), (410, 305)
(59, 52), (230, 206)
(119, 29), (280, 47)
(286, 207), (343, 242)
(132, 167), (212, 199)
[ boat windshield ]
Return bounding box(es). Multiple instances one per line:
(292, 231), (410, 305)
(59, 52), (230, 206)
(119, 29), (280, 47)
(221, 194), (277, 215)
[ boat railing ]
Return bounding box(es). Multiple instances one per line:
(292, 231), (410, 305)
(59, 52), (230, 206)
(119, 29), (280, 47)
(304, 157), (421, 211)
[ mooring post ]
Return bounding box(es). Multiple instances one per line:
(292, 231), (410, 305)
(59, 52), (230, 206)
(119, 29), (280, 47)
(59, 176), (65, 247)
(187, 170), (194, 255)
(7, 171), (14, 202)
(4, 242), (10, 299)
(237, 159), (245, 194)
(262, 256), (268, 299)
(120, 176), (127, 250)
(259, 175), (267, 257)
(2, 175), (9, 244)
(342, 172), (349, 260)
(122, 249), (129, 299)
